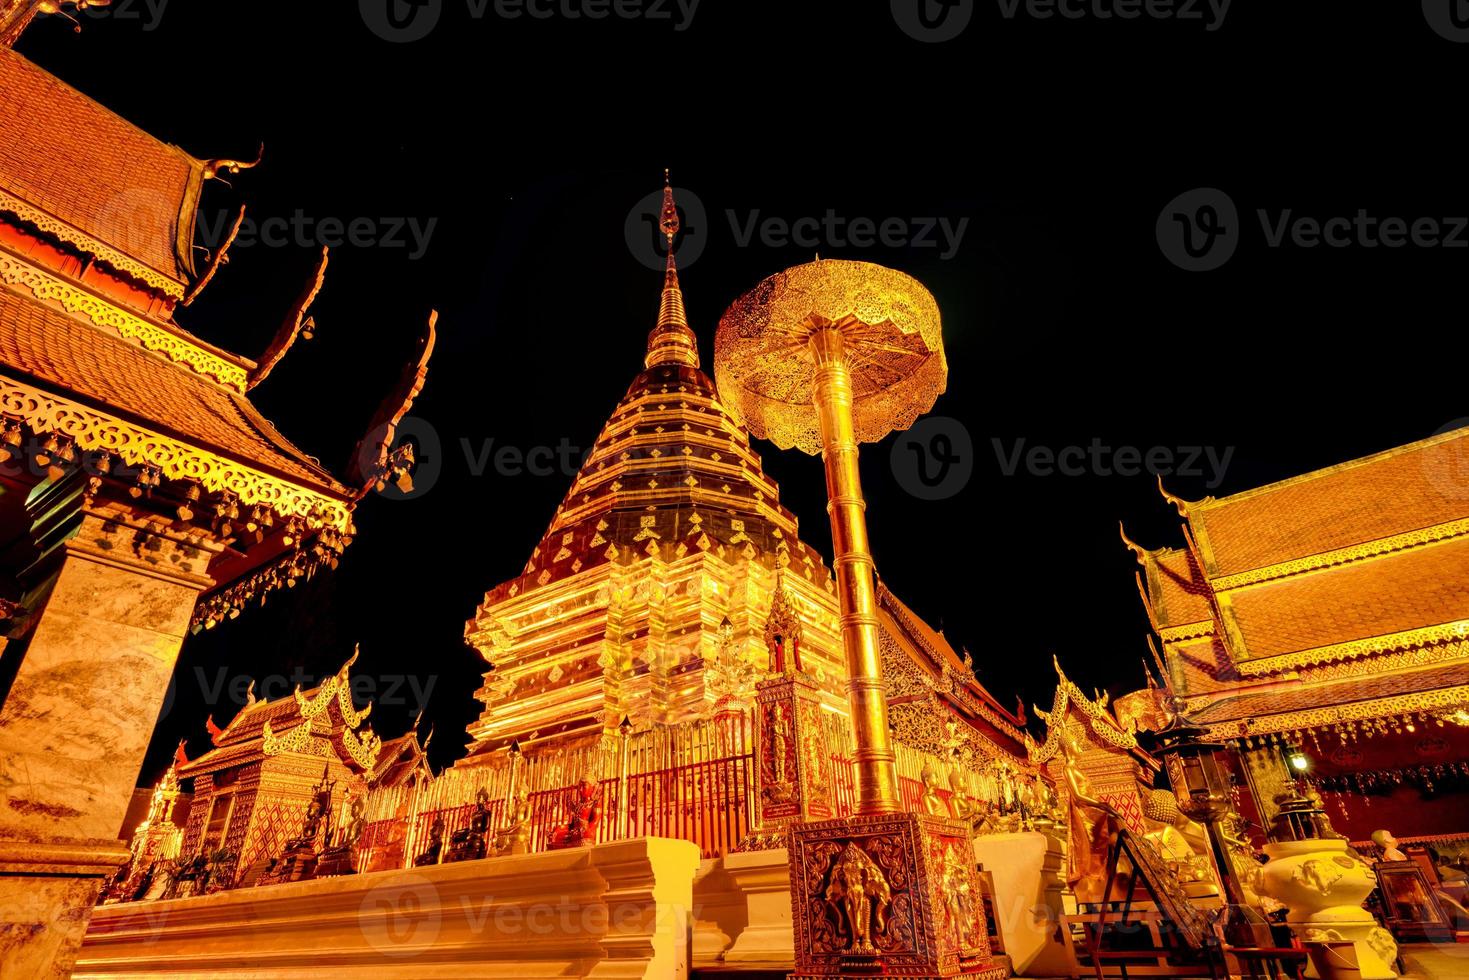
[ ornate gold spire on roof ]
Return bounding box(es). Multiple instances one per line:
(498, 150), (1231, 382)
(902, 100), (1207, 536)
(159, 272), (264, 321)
(644, 170), (699, 370)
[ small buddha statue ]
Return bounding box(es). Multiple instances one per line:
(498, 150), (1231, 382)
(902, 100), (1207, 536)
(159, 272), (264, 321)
(492, 788), (533, 856)
(920, 765), (951, 817)
(1141, 788), (1219, 899)
(1371, 829), (1408, 863)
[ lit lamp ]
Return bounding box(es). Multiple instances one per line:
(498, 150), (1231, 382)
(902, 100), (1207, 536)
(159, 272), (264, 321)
(1284, 745), (1311, 775)
(717, 260), (999, 979)
(1152, 700), (1269, 948)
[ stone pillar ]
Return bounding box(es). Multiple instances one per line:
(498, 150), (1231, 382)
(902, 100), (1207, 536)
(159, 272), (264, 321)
(0, 481), (215, 979)
(751, 673), (832, 838)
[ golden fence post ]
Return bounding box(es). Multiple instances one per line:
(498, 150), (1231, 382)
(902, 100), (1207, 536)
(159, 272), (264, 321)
(617, 716), (633, 840)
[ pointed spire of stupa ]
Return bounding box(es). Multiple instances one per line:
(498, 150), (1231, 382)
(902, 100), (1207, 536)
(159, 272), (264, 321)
(644, 170), (700, 369)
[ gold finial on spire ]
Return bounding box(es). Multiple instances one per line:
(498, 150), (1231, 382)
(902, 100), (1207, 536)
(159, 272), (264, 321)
(645, 170), (699, 370)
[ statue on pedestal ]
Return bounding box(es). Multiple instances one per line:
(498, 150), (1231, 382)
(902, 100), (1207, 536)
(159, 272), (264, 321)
(364, 799), (411, 873)
(315, 794), (366, 877)
(492, 787), (533, 856)
(414, 814), (446, 867)
(548, 778), (601, 849)
(1058, 724), (1124, 904)
(445, 788), (492, 863)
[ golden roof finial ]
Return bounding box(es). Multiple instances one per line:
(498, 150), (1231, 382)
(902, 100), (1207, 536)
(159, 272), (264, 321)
(645, 170), (699, 370)
(1118, 521), (1150, 566)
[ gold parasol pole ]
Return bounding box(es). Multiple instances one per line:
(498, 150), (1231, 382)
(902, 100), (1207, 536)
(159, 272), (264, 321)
(809, 325), (900, 813)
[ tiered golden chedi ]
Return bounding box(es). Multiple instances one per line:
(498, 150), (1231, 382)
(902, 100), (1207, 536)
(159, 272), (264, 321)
(465, 186), (910, 755)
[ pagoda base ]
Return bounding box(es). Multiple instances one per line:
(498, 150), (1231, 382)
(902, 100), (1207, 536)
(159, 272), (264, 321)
(787, 812), (1008, 979)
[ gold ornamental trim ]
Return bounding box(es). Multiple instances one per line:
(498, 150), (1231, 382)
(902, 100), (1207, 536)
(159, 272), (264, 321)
(1029, 655), (1138, 764)
(1209, 684), (1469, 740)
(0, 376), (352, 531)
(1210, 517), (1469, 591)
(0, 251), (248, 391)
(0, 188), (186, 300)
(1235, 619), (1469, 677)
(1158, 621), (1214, 643)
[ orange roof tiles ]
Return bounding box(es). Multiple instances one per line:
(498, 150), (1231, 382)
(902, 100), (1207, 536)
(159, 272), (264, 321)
(1227, 536), (1469, 660)
(0, 45), (199, 284)
(1191, 432), (1469, 577)
(1189, 662), (1469, 724)
(1145, 548), (1213, 628)
(0, 288), (347, 495)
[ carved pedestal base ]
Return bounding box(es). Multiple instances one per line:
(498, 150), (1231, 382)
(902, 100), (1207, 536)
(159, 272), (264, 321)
(788, 812), (1009, 979)
(312, 846), (358, 878)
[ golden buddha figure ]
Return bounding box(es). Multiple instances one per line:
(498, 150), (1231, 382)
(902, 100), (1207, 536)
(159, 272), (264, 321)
(1141, 787), (1220, 900)
(1058, 723), (1124, 904)
(920, 765), (951, 817)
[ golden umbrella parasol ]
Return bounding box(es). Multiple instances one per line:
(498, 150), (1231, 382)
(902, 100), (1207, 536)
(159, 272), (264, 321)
(715, 258), (948, 815)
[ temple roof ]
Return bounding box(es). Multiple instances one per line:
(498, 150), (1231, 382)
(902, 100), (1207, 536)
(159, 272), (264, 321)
(1131, 429), (1469, 679)
(181, 651), (382, 778)
(1183, 430), (1469, 579)
(1188, 661), (1469, 726)
(0, 289), (347, 495)
(0, 45), (201, 292)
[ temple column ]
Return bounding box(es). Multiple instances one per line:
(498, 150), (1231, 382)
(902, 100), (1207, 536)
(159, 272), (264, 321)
(0, 477), (217, 979)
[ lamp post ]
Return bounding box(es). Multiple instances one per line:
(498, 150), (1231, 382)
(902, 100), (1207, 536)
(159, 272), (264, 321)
(1152, 703), (1270, 949)
(716, 259), (1000, 979)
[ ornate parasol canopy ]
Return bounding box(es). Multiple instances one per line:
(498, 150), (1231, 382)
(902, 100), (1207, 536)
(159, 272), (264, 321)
(714, 258), (947, 455)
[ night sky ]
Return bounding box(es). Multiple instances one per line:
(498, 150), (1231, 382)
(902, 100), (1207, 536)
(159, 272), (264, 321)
(15, 3), (1464, 786)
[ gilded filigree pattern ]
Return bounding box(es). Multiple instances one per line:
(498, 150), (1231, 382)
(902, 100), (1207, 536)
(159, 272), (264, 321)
(1236, 619), (1469, 676)
(715, 259), (946, 456)
(0, 251), (247, 389)
(1029, 655), (1139, 764)
(261, 650), (382, 773)
(0, 377), (352, 530)
(0, 188), (187, 299)
(1211, 684), (1469, 740)
(1295, 638), (1469, 683)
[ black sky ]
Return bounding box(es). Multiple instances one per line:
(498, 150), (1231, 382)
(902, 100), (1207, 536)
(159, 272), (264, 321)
(14, 1), (1465, 784)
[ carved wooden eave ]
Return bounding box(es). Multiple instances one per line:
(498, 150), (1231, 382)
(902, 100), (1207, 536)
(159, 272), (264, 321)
(1028, 655), (1141, 766)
